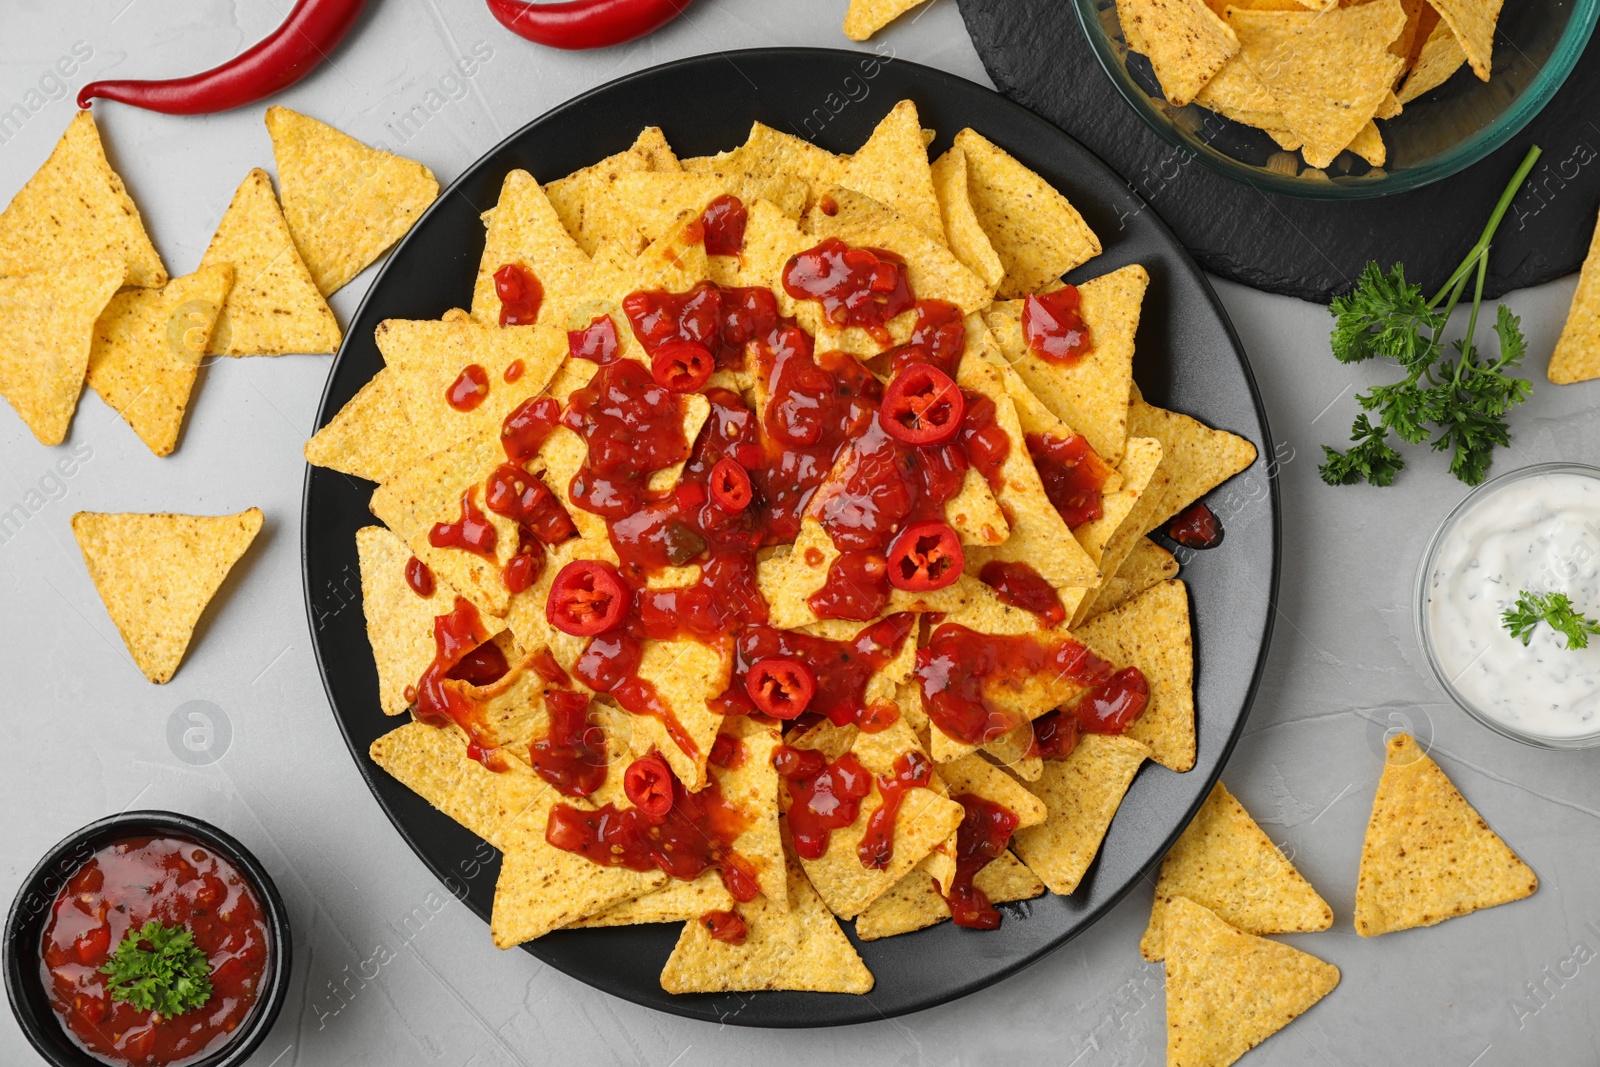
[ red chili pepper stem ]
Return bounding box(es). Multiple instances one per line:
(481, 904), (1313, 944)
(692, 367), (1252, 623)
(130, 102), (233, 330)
(486, 0), (693, 51)
(78, 0), (369, 115)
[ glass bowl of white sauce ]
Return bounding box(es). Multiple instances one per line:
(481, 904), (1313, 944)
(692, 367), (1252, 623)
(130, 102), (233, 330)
(1416, 462), (1600, 748)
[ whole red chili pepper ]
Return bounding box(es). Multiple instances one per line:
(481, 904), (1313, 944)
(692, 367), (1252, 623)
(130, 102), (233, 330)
(78, 0), (368, 114)
(486, 0), (693, 50)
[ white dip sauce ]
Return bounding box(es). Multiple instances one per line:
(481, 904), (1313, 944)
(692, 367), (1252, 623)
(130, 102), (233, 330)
(1426, 471), (1600, 740)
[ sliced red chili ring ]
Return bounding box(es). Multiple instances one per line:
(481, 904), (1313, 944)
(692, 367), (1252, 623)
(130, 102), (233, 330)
(879, 363), (964, 446)
(708, 457), (753, 512)
(886, 520), (964, 591)
(745, 658), (817, 719)
(650, 339), (715, 392)
(545, 560), (629, 636)
(622, 753), (675, 817)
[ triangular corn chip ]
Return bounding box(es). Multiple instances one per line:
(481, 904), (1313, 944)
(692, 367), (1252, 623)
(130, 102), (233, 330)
(356, 525), (487, 716)
(571, 871), (735, 928)
(1229, 1), (1407, 169)
(369, 720), (517, 848)
(837, 99), (945, 243)
(1550, 206), (1600, 385)
(1354, 733), (1538, 936)
(1116, 0), (1240, 106)
(1127, 388), (1258, 530)
(843, 0), (927, 39)
(0, 111), (165, 287)
(991, 263), (1148, 466)
(954, 128), (1100, 297)
(811, 187), (991, 315)
(683, 122), (845, 217)
(1165, 896), (1340, 1067)
(86, 264), (233, 456)
(854, 852), (1046, 940)
(930, 145), (1005, 293)
(1141, 781), (1332, 960)
(71, 508), (263, 683)
(659, 837), (873, 993)
(939, 754), (1048, 829)
(544, 127), (680, 256)
(199, 169), (341, 356)
(1079, 580), (1197, 772)
(0, 257), (125, 445)
(266, 106), (439, 296)
(1397, 15), (1468, 103)
(303, 366), (421, 483)
(471, 169), (592, 327)
(1012, 733), (1149, 894)
(1429, 0), (1500, 79)
(1088, 537), (1179, 620)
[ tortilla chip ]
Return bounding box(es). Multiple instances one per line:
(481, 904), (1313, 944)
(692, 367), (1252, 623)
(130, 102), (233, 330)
(1165, 896), (1340, 1067)
(1397, 15), (1468, 102)
(811, 187), (991, 315)
(837, 100), (945, 243)
(1127, 389), (1258, 530)
(1090, 537), (1180, 619)
(989, 264), (1148, 465)
(1011, 733), (1149, 894)
(199, 169), (341, 356)
(958, 353), (1102, 590)
(378, 316), (568, 456)
(1429, 0), (1499, 79)
(1078, 580), (1196, 772)
(0, 111), (166, 287)
(1142, 782), (1332, 960)
(1228, 2), (1407, 169)
(0, 257), (125, 445)
(843, 0), (927, 39)
(542, 128), (680, 257)
(1116, 0), (1240, 106)
(687, 123), (846, 216)
(929, 146), (1005, 294)
(369, 431), (521, 616)
(471, 169), (593, 328)
(1354, 733), (1538, 936)
(939, 754), (1048, 828)
(659, 839), (873, 993)
(571, 871), (735, 927)
(86, 264), (232, 456)
(1192, 57), (1289, 132)
(304, 367), (420, 483)
(359, 525), (475, 715)
(1346, 121), (1386, 168)
(854, 852), (1045, 940)
(1550, 207), (1600, 385)
(266, 107), (439, 296)
(491, 780), (668, 948)
(369, 720), (512, 846)
(71, 508), (263, 684)
(713, 715), (788, 910)
(953, 128), (1101, 297)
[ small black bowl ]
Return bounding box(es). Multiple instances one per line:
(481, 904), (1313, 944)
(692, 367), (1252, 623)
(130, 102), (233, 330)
(4, 811), (292, 1067)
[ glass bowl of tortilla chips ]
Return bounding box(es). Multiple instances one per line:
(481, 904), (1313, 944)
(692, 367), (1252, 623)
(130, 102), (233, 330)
(1074, 0), (1599, 197)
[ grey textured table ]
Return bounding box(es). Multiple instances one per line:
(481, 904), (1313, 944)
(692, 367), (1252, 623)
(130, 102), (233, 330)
(2, 2), (1597, 1064)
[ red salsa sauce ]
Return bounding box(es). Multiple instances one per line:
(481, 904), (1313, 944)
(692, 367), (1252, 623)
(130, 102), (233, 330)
(1026, 431), (1113, 528)
(1167, 502), (1223, 549)
(1022, 285), (1092, 364)
(945, 794), (1020, 929)
(40, 837), (267, 1066)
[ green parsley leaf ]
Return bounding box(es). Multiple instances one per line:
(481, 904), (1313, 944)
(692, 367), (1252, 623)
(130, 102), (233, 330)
(1319, 146), (1541, 489)
(1501, 591), (1600, 650)
(98, 920), (213, 1018)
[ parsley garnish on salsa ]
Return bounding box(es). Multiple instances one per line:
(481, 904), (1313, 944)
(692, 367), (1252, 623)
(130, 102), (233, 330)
(99, 920), (214, 1017)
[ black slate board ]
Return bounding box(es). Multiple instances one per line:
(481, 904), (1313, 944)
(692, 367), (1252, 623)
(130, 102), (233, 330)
(957, 0), (1600, 302)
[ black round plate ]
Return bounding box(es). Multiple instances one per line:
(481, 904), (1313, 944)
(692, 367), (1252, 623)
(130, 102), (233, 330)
(302, 47), (1281, 1028)
(957, 0), (1600, 302)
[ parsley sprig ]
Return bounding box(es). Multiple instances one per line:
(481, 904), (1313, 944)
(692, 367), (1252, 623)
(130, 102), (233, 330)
(1320, 145), (1542, 488)
(98, 920), (213, 1018)
(1501, 590), (1600, 650)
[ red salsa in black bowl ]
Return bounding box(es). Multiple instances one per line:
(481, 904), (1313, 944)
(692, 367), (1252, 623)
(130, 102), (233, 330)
(5, 813), (290, 1067)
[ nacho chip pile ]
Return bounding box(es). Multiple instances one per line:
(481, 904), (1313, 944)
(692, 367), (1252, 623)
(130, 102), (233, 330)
(324, 99), (1259, 996)
(0, 108), (436, 450)
(1116, 0), (1498, 173)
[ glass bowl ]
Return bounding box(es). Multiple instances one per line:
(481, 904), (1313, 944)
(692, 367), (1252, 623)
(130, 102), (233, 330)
(1073, 0), (1600, 198)
(1414, 462), (1600, 749)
